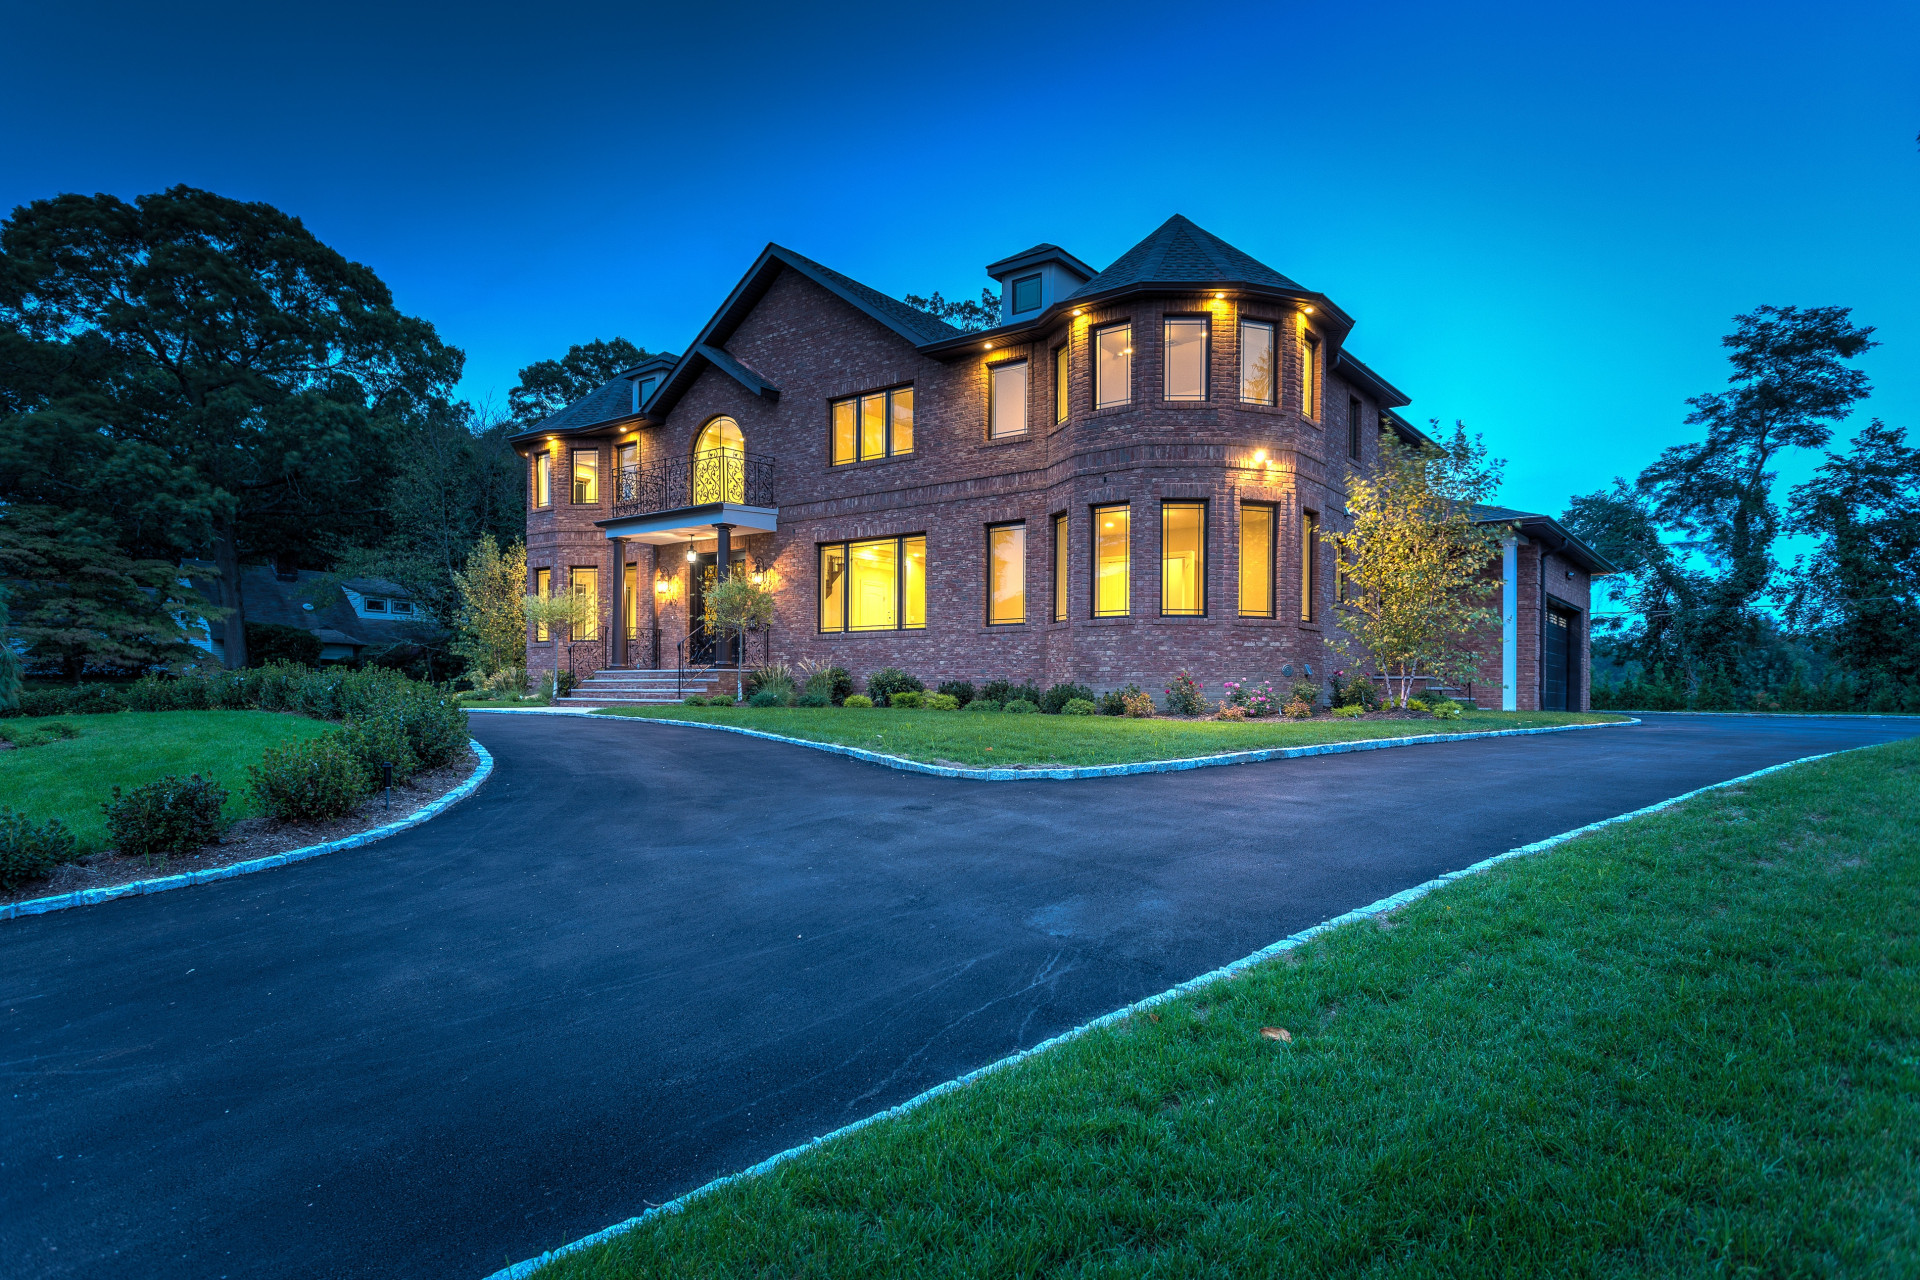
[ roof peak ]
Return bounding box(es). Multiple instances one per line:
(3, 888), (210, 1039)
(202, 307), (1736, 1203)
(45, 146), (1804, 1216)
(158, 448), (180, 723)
(1070, 214), (1305, 297)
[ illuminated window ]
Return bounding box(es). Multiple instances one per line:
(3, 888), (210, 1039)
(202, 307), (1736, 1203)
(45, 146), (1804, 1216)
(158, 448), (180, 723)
(1163, 318), (1209, 401)
(616, 441), (636, 476)
(693, 417), (745, 503)
(1240, 320), (1275, 404)
(1054, 344), (1069, 424)
(1300, 332), (1319, 418)
(988, 523), (1026, 625)
(572, 449), (598, 504)
(1012, 273), (1042, 314)
(569, 566), (599, 640)
(1301, 509), (1319, 623)
(1092, 504), (1130, 617)
(532, 452), (552, 509)
(1161, 502), (1205, 616)
(1349, 397), (1363, 459)
(818, 536), (926, 632)
(623, 562), (637, 639)
(1239, 502), (1275, 617)
(532, 567), (551, 641)
(1052, 512), (1068, 622)
(990, 360), (1028, 439)
(1095, 324), (1132, 407)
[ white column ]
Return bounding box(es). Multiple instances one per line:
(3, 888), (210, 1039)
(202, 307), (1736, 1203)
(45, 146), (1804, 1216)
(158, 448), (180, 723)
(1501, 536), (1519, 711)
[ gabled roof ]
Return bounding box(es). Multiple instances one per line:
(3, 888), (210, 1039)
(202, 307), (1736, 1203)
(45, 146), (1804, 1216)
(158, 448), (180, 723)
(1070, 215), (1306, 297)
(1472, 506), (1618, 575)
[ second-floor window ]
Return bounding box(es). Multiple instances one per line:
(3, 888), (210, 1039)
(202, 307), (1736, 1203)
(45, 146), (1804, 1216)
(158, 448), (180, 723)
(1349, 397), (1363, 459)
(572, 449), (598, 504)
(989, 361), (1028, 439)
(1300, 332), (1319, 418)
(1011, 273), (1042, 314)
(1095, 324), (1132, 407)
(532, 452), (552, 509)
(1054, 344), (1069, 424)
(1240, 320), (1275, 404)
(832, 387), (913, 465)
(1164, 318), (1209, 401)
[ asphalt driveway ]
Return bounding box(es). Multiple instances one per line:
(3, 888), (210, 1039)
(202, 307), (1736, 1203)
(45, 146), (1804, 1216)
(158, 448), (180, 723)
(5, 712), (1918, 1279)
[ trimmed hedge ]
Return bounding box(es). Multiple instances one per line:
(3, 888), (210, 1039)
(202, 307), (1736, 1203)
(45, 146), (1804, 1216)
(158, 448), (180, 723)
(0, 810), (79, 888)
(102, 774), (229, 859)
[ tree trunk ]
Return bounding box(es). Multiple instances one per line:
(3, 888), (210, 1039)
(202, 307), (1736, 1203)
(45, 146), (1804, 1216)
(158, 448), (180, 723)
(214, 524), (248, 670)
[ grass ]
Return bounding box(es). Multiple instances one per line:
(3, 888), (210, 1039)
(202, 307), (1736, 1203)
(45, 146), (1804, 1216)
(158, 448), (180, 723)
(0, 710), (333, 851)
(592, 706), (1624, 767)
(537, 738), (1920, 1280)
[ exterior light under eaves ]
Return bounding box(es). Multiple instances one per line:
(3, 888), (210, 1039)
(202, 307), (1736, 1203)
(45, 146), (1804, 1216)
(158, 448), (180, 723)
(984, 342), (993, 349)
(1302, 305), (1315, 315)
(686, 549), (697, 563)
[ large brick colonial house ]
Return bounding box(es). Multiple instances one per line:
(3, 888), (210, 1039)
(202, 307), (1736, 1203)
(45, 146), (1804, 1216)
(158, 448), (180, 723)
(513, 215), (1610, 710)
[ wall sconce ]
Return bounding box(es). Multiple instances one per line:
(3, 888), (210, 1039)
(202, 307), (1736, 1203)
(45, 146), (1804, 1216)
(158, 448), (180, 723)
(686, 548), (698, 563)
(1253, 448), (1268, 464)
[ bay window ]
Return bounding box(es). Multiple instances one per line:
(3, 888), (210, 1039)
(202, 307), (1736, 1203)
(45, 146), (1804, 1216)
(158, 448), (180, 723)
(1161, 501), (1205, 615)
(1239, 502), (1275, 617)
(532, 452), (552, 509)
(1163, 318), (1209, 401)
(987, 523), (1026, 625)
(989, 361), (1028, 439)
(1301, 509), (1319, 622)
(1053, 512), (1068, 622)
(1093, 504), (1130, 617)
(1240, 320), (1275, 404)
(1095, 324), (1132, 407)
(532, 567), (551, 640)
(572, 449), (598, 504)
(569, 566), (599, 640)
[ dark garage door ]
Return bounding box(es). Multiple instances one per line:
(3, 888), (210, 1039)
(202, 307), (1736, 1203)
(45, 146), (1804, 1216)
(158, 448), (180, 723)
(1543, 607), (1573, 710)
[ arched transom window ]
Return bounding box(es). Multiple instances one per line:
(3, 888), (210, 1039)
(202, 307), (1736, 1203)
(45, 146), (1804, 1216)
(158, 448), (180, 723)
(692, 416), (745, 504)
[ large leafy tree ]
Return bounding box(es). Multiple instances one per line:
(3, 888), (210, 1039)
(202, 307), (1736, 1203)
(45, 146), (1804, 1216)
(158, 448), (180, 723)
(507, 337), (655, 428)
(1567, 305), (1875, 690)
(1324, 422), (1505, 706)
(0, 185), (462, 667)
(903, 288), (999, 333)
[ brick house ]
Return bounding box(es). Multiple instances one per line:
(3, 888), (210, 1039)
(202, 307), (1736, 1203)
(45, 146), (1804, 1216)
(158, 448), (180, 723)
(513, 215), (1610, 710)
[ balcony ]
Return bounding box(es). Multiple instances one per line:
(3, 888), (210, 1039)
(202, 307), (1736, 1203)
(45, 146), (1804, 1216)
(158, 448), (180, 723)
(612, 451), (777, 518)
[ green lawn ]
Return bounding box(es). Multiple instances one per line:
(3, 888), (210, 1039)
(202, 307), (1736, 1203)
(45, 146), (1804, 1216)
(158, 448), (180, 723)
(593, 706), (1623, 767)
(535, 739), (1920, 1280)
(0, 710), (333, 851)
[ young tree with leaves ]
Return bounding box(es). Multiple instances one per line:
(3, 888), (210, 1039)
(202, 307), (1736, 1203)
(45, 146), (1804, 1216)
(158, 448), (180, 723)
(451, 536), (529, 679)
(1324, 423), (1505, 707)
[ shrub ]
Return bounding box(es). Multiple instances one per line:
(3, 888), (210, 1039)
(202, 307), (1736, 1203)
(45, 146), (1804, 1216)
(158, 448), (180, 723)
(341, 710), (420, 785)
(11, 684), (126, 718)
(1428, 698), (1463, 720)
(744, 662), (794, 700)
(1282, 697), (1314, 720)
(800, 663), (855, 705)
(865, 668), (924, 707)
(683, 694), (708, 706)
(1164, 670), (1206, 716)
(0, 809), (79, 889)
(1330, 670), (1380, 710)
(555, 670), (578, 698)
(1061, 698), (1097, 716)
(705, 694), (736, 707)
(1330, 703), (1366, 718)
(1099, 684), (1145, 716)
(978, 679), (1013, 707)
(249, 734), (370, 823)
(1121, 689), (1155, 718)
(103, 774), (229, 859)
(747, 688), (785, 708)
(0, 719), (80, 749)
(1216, 705), (1248, 721)
(1040, 682), (1095, 715)
(795, 690), (832, 708)
(1008, 681), (1043, 707)
(937, 680), (976, 708)
(889, 690), (926, 709)
(1405, 698), (1431, 713)
(1221, 679), (1280, 717)
(1290, 680), (1320, 708)
(842, 694), (874, 708)
(965, 697), (1002, 713)
(1004, 698), (1038, 714)
(926, 693), (960, 711)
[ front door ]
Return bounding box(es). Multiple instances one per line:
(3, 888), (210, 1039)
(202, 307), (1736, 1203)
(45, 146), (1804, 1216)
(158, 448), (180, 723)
(1543, 607), (1573, 710)
(687, 551), (749, 666)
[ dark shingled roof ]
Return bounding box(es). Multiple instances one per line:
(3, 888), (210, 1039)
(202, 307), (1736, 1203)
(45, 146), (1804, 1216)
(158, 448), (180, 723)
(530, 367), (657, 436)
(1470, 506), (1619, 575)
(1071, 214), (1305, 297)
(772, 246), (964, 346)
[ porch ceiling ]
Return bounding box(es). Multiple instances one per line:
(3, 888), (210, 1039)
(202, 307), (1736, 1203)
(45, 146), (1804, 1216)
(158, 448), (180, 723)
(595, 502), (777, 546)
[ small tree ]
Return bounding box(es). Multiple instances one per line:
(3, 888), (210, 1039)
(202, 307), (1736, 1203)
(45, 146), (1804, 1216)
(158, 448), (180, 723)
(452, 536), (529, 678)
(703, 576), (776, 661)
(1325, 423), (1505, 707)
(522, 586), (599, 648)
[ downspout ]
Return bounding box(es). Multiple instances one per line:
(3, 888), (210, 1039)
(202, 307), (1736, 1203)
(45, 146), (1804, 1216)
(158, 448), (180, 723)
(1501, 535), (1518, 711)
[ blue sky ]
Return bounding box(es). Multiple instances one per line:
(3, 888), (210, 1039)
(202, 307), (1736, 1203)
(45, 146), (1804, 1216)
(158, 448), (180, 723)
(4, 0), (1916, 529)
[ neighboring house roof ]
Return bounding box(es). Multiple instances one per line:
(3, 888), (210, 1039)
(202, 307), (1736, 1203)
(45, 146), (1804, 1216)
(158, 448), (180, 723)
(1472, 506), (1618, 575)
(181, 564), (443, 650)
(1070, 214), (1306, 296)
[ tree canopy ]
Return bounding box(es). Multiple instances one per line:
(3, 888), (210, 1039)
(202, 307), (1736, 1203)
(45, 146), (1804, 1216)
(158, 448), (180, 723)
(904, 289), (999, 333)
(507, 337), (656, 428)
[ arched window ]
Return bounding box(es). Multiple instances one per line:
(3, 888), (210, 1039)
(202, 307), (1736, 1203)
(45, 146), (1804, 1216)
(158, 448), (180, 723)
(692, 416), (745, 504)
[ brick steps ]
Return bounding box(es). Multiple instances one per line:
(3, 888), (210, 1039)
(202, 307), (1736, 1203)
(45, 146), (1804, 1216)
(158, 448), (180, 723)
(558, 667), (723, 706)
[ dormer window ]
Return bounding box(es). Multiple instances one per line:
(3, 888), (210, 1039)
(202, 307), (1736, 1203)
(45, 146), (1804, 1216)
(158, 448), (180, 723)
(364, 598), (388, 613)
(1011, 274), (1042, 314)
(391, 600), (414, 616)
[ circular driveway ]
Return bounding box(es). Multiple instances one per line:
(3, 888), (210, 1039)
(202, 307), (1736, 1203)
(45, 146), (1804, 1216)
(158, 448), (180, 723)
(4, 712), (1917, 1279)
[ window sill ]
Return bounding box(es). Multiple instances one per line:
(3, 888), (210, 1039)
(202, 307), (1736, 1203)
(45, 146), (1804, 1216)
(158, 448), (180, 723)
(1149, 614), (1213, 622)
(829, 454), (913, 470)
(978, 434), (1034, 448)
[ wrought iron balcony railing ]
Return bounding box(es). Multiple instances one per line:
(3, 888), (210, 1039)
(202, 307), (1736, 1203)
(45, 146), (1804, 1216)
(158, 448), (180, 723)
(612, 451), (776, 518)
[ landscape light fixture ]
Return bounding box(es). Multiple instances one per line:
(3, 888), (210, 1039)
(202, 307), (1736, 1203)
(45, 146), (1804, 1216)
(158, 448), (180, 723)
(380, 761), (393, 811)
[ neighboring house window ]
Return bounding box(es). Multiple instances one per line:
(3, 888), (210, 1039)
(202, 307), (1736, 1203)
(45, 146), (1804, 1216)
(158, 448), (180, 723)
(1239, 502), (1275, 617)
(1011, 273), (1042, 314)
(572, 449), (598, 504)
(1163, 318), (1209, 401)
(1349, 397), (1363, 459)
(818, 535), (927, 632)
(989, 361), (1028, 439)
(987, 523), (1026, 625)
(391, 600), (414, 616)
(532, 452), (552, 509)
(533, 567), (551, 641)
(570, 566), (599, 640)
(1052, 512), (1068, 622)
(1161, 501), (1205, 616)
(1300, 509), (1319, 622)
(1054, 344), (1069, 424)
(364, 597), (388, 613)
(1095, 324), (1132, 408)
(1240, 320), (1275, 404)
(1300, 332), (1319, 418)
(1093, 503), (1130, 617)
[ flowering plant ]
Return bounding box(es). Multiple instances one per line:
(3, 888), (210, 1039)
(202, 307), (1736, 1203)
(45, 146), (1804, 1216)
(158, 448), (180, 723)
(1222, 678), (1280, 717)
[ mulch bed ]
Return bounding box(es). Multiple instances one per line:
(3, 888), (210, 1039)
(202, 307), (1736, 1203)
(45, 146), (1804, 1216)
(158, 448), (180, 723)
(1, 746), (481, 908)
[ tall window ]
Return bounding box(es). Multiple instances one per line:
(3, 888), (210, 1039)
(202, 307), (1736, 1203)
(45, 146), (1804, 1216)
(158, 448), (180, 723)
(1012, 273), (1042, 313)
(623, 562), (638, 639)
(1054, 344), (1069, 424)
(987, 523), (1026, 625)
(572, 449), (598, 504)
(819, 535), (927, 632)
(1052, 512), (1068, 622)
(616, 441), (636, 476)
(1348, 398), (1363, 459)
(1240, 320), (1275, 404)
(1163, 318), (1209, 401)
(1239, 502), (1275, 617)
(1093, 504), (1130, 617)
(1161, 501), (1205, 616)
(1095, 324), (1132, 407)
(569, 566), (599, 640)
(989, 361), (1028, 439)
(532, 452), (552, 509)
(1300, 332), (1319, 418)
(693, 417), (746, 503)
(831, 387), (913, 465)
(1300, 509), (1319, 622)
(532, 567), (551, 640)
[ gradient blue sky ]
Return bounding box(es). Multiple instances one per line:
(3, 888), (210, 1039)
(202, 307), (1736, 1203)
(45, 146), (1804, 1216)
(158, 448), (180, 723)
(4, 0), (1916, 528)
